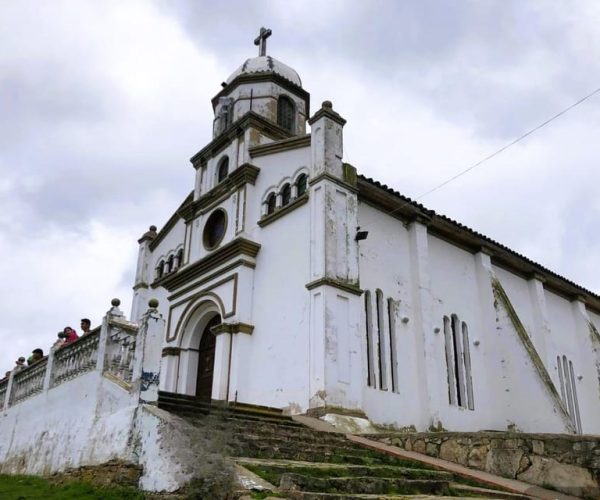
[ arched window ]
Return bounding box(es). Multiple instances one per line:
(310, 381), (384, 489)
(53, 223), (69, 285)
(167, 255), (174, 274)
(176, 248), (184, 269)
(217, 157), (229, 183)
(375, 289), (387, 390)
(558, 355), (582, 433)
(443, 314), (474, 410)
(281, 184), (291, 207)
(277, 95), (295, 133)
(266, 193), (277, 215)
(156, 260), (165, 280)
(296, 173), (307, 196)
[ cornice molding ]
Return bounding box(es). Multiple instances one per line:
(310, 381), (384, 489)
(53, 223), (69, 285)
(211, 322), (254, 336)
(149, 192), (194, 252)
(309, 172), (359, 194)
(190, 112), (292, 167)
(181, 163), (260, 222)
(211, 72), (310, 114)
(162, 347), (182, 357)
(154, 238), (261, 292)
(308, 104), (346, 126)
(305, 277), (363, 296)
(257, 194), (309, 228)
(249, 134), (311, 158)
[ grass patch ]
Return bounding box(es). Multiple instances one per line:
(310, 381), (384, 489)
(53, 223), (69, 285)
(249, 491), (287, 499)
(243, 467), (280, 486)
(0, 474), (145, 499)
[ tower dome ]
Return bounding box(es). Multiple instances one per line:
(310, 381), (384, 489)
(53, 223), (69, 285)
(226, 55), (302, 88)
(210, 27), (309, 139)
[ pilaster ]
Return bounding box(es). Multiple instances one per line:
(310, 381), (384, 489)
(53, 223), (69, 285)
(407, 220), (438, 428)
(131, 226), (157, 321)
(473, 249), (500, 426)
(307, 101), (362, 410)
(527, 274), (551, 369)
(42, 348), (56, 392)
(132, 299), (165, 403)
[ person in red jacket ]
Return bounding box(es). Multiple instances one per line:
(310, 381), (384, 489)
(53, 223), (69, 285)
(61, 326), (79, 346)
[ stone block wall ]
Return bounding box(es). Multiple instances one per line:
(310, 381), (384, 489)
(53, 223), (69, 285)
(48, 460), (142, 488)
(373, 432), (600, 499)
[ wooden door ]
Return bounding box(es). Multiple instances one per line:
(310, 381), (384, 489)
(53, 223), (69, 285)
(195, 315), (220, 400)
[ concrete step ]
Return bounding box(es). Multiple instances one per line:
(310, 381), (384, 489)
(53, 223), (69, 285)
(279, 473), (450, 495)
(283, 494), (492, 500)
(230, 433), (364, 451)
(237, 459), (452, 482)
(158, 391), (285, 415)
(158, 400), (304, 428)
(233, 446), (419, 466)
(232, 432), (348, 448)
(157, 391), (293, 421)
(232, 438), (405, 457)
(450, 483), (533, 500)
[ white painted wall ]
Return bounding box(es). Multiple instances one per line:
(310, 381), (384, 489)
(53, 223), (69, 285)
(355, 200), (598, 433)
(0, 371), (136, 474)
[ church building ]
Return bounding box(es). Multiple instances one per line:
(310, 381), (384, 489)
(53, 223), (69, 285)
(130, 28), (600, 435)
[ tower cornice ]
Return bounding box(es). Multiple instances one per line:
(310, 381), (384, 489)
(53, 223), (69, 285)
(211, 71), (310, 113)
(190, 111), (292, 168)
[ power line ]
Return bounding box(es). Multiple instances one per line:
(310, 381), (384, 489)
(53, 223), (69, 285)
(367, 85), (600, 222)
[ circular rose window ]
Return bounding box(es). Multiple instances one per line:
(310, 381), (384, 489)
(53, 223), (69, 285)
(203, 209), (227, 250)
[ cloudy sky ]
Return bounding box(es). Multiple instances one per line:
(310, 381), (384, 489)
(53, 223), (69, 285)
(1, 0), (600, 370)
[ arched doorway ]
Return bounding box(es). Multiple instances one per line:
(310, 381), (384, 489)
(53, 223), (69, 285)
(196, 314), (221, 400)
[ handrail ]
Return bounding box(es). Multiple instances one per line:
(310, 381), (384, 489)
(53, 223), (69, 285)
(11, 358), (48, 404)
(52, 330), (101, 387)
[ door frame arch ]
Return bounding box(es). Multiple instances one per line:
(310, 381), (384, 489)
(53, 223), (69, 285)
(175, 296), (223, 396)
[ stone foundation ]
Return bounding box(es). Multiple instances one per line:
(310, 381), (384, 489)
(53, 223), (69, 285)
(47, 459), (142, 488)
(372, 432), (600, 499)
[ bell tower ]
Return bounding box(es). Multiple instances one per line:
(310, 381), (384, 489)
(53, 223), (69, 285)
(210, 27), (310, 140)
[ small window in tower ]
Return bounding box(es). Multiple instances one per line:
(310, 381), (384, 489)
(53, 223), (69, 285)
(277, 95), (295, 133)
(281, 184), (291, 206)
(217, 157), (229, 183)
(296, 174), (307, 196)
(167, 255), (174, 274)
(156, 260), (165, 280)
(266, 193), (276, 215)
(176, 248), (184, 269)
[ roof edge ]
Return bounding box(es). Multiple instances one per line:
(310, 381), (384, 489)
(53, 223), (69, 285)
(357, 175), (600, 313)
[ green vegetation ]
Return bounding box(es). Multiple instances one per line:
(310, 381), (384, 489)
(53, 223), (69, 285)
(243, 463), (447, 485)
(0, 474), (145, 500)
(248, 491), (287, 499)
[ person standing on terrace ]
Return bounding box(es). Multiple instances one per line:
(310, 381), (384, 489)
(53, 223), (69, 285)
(27, 348), (44, 365)
(62, 327), (79, 346)
(80, 318), (91, 335)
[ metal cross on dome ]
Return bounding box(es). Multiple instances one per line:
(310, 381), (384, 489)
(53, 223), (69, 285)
(254, 27), (272, 57)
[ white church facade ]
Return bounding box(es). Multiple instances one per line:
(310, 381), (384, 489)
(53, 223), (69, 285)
(128, 30), (600, 436)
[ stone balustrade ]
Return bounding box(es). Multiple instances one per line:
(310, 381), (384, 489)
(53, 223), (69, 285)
(105, 319), (138, 385)
(52, 329), (100, 387)
(11, 358), (48, 404)
(0, 378), (7, 409)
(1, 298), (144, 412)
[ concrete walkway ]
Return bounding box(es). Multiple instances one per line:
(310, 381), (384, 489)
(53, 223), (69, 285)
(347, 435), (580, 500)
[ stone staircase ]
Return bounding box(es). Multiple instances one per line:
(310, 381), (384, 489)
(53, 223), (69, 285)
(157, 391), (530, 499)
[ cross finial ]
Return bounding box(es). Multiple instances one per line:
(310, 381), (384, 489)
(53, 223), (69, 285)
(254, 27), (272, 57)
